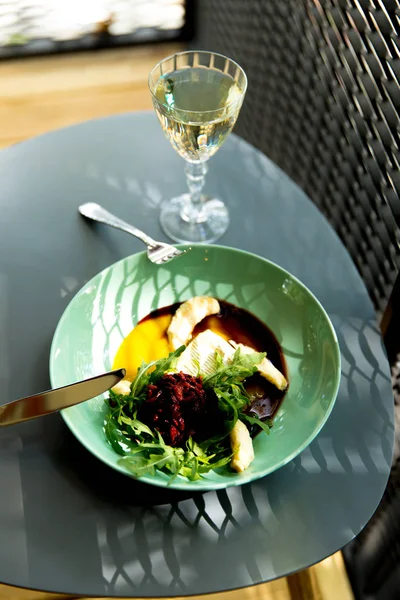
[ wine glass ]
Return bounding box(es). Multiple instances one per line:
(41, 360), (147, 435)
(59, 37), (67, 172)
(148, 51), (247, 243)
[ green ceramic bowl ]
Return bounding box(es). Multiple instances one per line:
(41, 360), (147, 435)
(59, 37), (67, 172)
(49, 245), (340, 491)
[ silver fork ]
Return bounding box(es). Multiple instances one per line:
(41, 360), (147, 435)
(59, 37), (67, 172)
(79, 203), (186, 265)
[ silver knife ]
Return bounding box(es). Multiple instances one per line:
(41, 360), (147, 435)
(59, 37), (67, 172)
(0, 368), (126, 427)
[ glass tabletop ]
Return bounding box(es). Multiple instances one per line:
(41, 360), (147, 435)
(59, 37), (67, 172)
(0, 112), (394, 597)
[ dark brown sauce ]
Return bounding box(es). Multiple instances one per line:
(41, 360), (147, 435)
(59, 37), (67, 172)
(140, 301), (181, 324)
(139, 300), (288, 422)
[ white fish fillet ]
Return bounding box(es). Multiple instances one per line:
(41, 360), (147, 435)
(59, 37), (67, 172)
(230, 420), (255, 472)
(176, 329), (234, 376)
(111, 379), (132, 396)
(167, 296), (220, 350)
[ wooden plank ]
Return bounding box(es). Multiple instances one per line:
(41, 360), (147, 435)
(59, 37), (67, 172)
(287, 553), (354, 600)
(0, 585), (66, 600)
(0, 43), (182, 149)
(0, 580), (290, 600)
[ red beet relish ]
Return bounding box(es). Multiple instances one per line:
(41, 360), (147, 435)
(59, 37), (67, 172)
(137, 372), (223, 447)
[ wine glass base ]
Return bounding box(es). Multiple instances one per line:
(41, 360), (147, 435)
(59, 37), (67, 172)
(160, 194), (229, 243)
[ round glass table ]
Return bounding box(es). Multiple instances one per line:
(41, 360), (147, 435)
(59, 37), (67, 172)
(0, 112), (394, 597)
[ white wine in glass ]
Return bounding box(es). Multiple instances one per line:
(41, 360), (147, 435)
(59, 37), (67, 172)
(149, 51), (247, 243)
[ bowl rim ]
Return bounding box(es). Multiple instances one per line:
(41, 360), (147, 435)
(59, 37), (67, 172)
(50, 243), (341, 491)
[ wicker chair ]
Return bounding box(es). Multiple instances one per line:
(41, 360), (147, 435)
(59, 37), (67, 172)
(194, 1), (400, 598)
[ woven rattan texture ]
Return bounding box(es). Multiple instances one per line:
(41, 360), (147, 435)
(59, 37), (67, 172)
(342, 358), (400, 600)
(196, 0), (400, 313)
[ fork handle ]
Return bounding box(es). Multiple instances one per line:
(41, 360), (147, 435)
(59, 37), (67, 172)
(79, 203), (155, 247)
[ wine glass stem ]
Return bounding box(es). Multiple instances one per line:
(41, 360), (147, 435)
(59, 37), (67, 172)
(183, 160), (208, 223)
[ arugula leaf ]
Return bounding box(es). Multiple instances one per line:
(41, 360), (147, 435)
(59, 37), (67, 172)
(119, 415), (154, 438)
(148, 346), (185, 382)
(115, 432), (233, 482)
(119, 453), (174, 477)
(241, 413), (271, 435)
(202, 347), (265, 388)
(118, 345), (186, 403)
(104, 414), (140, 455)
(233, 346), (266, 367)
(200, 347), (267, 435)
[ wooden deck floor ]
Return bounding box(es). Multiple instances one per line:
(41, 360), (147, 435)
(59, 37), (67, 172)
(0, 43), (354, 600)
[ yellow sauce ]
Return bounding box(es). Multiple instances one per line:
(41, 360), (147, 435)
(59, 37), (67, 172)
(112, 313), (172, 381)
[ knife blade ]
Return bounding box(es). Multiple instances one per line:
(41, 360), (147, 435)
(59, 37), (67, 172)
(0, 368), (126, 427)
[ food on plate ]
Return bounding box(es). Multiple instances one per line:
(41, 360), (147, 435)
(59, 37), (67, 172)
(167, 296), (220, 350)
(175, 329), (235, 376)
(106, 296), (288, 481)
(230, 341), (288, 391)
(111, 379), (132, 396)
(230, 420), (255, 473)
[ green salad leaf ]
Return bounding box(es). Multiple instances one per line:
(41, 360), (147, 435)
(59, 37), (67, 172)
(104, 345), (270, 482)
(202, 347), (267, 431)
(128, 345), (185, 400)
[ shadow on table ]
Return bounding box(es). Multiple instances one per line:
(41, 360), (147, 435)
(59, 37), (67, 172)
(53, 423), (198, 506)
